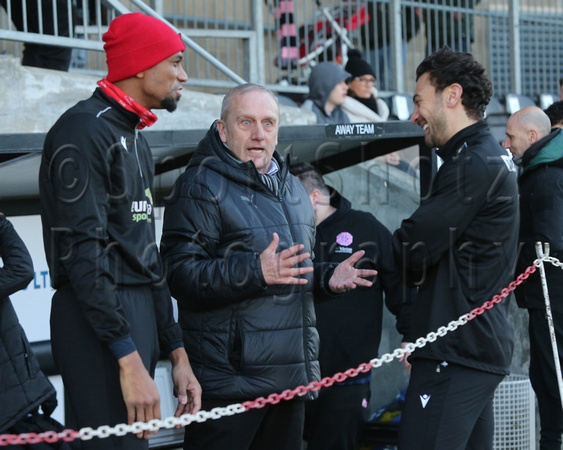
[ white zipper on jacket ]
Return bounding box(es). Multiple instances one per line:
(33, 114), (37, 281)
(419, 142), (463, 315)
(134, 124), (144, 179)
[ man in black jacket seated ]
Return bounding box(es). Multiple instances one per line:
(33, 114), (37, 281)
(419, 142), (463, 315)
(393, 47), (519, 449)
(291, 163), (414, 450)
(161, 83), (377, 450)
(505, 106), (563, 450)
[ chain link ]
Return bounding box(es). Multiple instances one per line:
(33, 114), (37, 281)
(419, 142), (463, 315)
(0, 260), (547, 446)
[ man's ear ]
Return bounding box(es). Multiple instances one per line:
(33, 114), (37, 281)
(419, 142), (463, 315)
(312, 189), (328, 207)
(444, 83), (463, 107)
(528, 129), (539, 145)
(217, 120), (228, 144)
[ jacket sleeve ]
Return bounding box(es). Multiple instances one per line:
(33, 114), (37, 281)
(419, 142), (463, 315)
(366, 219), (415, 341)
(392, 153), (492, 285)
(161, 177), (269, 311)
(42, 115), (134, 359)
(151, 282), (183, 355)
(0, 215), (34, 299)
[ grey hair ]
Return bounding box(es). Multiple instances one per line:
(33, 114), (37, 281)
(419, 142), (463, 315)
(220, 83), (279, 121)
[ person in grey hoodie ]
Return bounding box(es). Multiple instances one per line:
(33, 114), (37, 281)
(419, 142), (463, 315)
(301, 62), (351, 124)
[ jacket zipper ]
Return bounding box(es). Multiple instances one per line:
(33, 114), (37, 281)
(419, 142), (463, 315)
(134, 125), (144, 179)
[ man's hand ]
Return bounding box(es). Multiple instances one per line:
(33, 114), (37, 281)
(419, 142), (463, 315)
(118, 351), (161, 439)
(328, 250), (377, 293)
(260, 232), (314, 285)
(399, 341), (412, 372)
(169, 347), (202, 419)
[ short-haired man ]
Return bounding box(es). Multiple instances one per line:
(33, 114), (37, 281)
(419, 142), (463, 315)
(161, 83), (376, 450)
(291, 162), (414, 450)
(393, 47), (519, 449)
(544, 100), (563, 129)
(505, 106), (563, 450)
(39, 13), (201, 449)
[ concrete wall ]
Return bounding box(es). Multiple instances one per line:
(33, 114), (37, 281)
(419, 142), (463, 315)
(0, 55), (315, 135)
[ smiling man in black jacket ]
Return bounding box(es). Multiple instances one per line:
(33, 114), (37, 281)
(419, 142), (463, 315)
(161, 83), (377, 450)
(39, 13), (201, 449)
(393, 47), (519, 449)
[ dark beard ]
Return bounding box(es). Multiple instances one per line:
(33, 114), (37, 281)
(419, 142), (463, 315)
(161, 96), (179, 112)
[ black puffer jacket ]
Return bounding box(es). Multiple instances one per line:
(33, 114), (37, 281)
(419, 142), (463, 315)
(0, 215), (55, 432)
(40, 88), (182, 359)
(162, 123), (330, 400)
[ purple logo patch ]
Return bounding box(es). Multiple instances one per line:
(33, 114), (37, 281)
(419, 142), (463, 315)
(336, 231), (353, 247)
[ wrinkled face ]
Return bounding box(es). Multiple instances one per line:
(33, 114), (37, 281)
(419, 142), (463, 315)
(504, 115), (531, 159)
(327, 80), (349, 107)
(411, 73), (449, 148)
(348, 75), (376, 99)
(217, 90), (280, 174)
(140, 52), (188, 112)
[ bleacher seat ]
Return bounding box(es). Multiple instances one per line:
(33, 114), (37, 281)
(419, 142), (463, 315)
(485, 96), (509, 145)
(391, 94), (414, 121)
(539, 93), (557, 110)
(504, 94), (536, 114)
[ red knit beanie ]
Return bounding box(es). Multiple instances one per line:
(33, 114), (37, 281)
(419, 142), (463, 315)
(103, 12), (186, 82)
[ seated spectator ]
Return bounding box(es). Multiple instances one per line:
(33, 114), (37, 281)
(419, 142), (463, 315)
(560, 77), (563, 101)
(0, 0), (75, 71)
(342, 49), (390, 123)
(301, 62), (351, 124)
(545, 100), (563, 129)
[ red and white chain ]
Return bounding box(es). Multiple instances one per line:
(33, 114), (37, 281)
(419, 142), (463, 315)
(0, 261), (541, 446)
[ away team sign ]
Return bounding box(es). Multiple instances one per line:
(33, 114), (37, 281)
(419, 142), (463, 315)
(327, 123), (379, 137)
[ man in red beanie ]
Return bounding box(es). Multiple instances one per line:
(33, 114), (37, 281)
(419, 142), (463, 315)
(39, 12), (200, 449)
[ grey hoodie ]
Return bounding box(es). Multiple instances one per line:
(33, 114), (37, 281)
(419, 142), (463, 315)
(302, 62), (351, 124)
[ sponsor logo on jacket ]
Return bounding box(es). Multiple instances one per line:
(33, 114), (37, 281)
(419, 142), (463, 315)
(335, 231), (353, 254)
(131, 188), (153, 223)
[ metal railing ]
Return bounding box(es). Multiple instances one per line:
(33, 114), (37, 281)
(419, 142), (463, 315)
(1, 0), (562, 99)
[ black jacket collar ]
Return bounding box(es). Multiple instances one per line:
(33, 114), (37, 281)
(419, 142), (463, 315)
(435, 120), (489, 162)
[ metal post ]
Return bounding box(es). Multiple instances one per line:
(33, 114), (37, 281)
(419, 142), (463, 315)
(114, 0), (247, 84)
(535, 242), (563, 411)
(389, 0), (403, 92)
(508, 0), (521, 94)
(250, 0), (265, 85)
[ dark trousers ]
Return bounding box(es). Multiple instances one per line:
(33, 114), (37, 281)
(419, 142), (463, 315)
(399, 359), (503, 450)
(529, 309), (563, 450)
(50, 285), (159, 450)
(0, 0), (74, 71)
(304, 382), (370, 450)
(183, 397), (305, 450)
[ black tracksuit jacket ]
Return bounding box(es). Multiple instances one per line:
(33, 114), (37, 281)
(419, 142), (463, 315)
(39, 88), (182, 359)
(393, 121), (519, 375)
